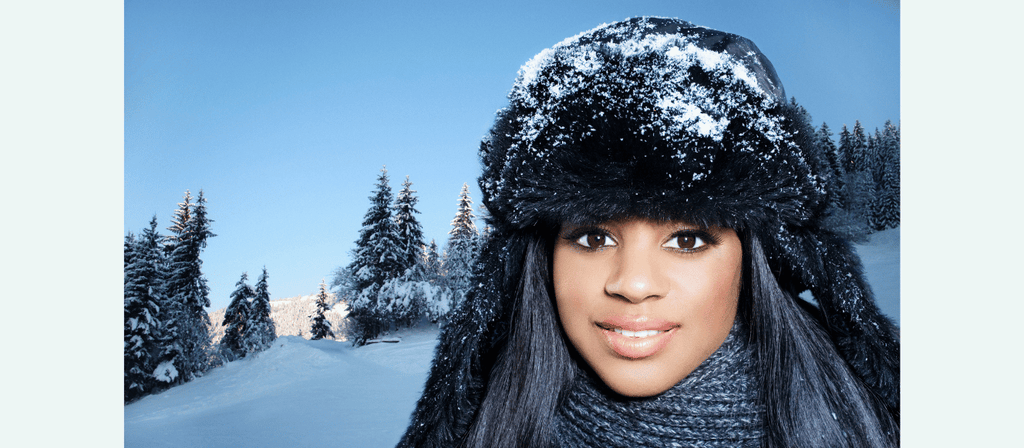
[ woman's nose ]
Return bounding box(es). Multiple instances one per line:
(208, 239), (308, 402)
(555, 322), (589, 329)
(604, 247), (669, 303)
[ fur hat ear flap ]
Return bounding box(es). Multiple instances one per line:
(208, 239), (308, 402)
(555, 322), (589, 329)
(781, 226), (901, 416)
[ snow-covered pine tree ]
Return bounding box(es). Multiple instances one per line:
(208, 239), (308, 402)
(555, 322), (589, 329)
(870, 128), (886, 187)
(423, 239), (442, 282)
(833, 123), (872, 240)
(871, 120), (901, 230)
(378, 275), (413, 329)
(345, 167), (404, 344)
(124, 217), (170, 402)
(838, 124), (852, 173)
(443, 183), (480, 315)
(394, 176), (425, 275)
(163, 190), (216, 382)
(310, 280), (335, 340)
(847, 121), (874, 235)
(153, 192), (190, 386)
(866, 128), (886, 230)
(125, 232), (135, 269)
(418, 239), (452, 324)
(329, 264), (356, 306)
(885, 120), (900, 211)
(851, 120), (869, 172)
(140, 216), (173, 326)
(220, 272), (253, 360)
(385, 176), (430, 327)
(362, 179), (454, 332)
(124, 232), (144, 402)
(817, 122), (846, 211)
(245, 267), (277, 355)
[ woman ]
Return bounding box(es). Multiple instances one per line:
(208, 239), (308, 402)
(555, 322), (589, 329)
(398, 17), (899, 448)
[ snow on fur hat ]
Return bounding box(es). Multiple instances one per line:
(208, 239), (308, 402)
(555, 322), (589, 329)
(481, 17), (796, 230)
(399, 17), (898, 446)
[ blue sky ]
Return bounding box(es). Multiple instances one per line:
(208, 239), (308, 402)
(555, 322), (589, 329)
(124, 0), (899, 311)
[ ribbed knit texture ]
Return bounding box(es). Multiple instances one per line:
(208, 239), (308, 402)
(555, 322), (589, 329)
(556, 322), (764, 448)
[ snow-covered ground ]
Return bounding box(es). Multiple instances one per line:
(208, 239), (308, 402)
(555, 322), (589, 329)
(856, 227), (900, 325)
(124, 227), (898, 447)
(124, 328), (440, 447)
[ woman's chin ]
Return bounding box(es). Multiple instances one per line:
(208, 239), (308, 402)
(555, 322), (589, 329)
(592, 360), (690, 398)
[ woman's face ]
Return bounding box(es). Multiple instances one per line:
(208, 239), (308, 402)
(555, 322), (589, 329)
(553, 218), (743, 397)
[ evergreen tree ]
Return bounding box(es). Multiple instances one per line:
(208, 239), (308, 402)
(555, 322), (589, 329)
(125, 232), (136, 269)
(329, 264), (356, 306)
(156, 192), (190, 383)
(848, 121), (874, 230)
(832, 123), (873, 238)
(864, 129), (882, 230)
(141, 215), (170, 282)
(346, 167), (404, 344)
(419, 239), (453, 324)
(850, 120), (868, 172)
(394, 176), (425, 276)
(871, 121), (901, 230)
(443, 183), (480, 313)
(870, 128), (885, 187)
(124, 232), (144, 402)
(378, 236), (458, 329)
(246, 267), (277, 354)
(381, 176), (429, 329)
(141, 216), (173, 336)
(838, 124), (853, 172)
(124, 217), (169, 402)
(423, 239), (442, 281)
(378, 274), (417, 329)
(310, 281), (335, 340)
(163, 190), (216, 382)
(819, 123), (868, 240)
(817, 122), (846, 210)
(220, 272), (253, 360)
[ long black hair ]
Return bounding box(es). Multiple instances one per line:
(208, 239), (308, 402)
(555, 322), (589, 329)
(464, 232), (576, 447)
(464, 228), (898, 448)
(744, 233), (899, 447)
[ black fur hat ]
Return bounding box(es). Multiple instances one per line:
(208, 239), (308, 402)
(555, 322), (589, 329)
(399, 17), (898, 446)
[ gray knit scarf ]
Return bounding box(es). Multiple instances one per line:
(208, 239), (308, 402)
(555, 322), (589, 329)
(555, 322), (764, 448)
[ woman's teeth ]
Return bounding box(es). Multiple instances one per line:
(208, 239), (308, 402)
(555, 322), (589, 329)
(613, 328), (663, 338)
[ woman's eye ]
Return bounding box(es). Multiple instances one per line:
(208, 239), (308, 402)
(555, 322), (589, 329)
(664, 234), (705, 251)
(575, 233), (616, 249)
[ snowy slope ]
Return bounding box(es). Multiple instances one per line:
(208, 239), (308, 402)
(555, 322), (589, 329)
(124, 328), (439, 447)
(856, 227), (900, 325)
(124, 228), (898, 447)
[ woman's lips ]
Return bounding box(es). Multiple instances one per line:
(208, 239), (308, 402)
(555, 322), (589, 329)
(597, 316), (679, 359)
